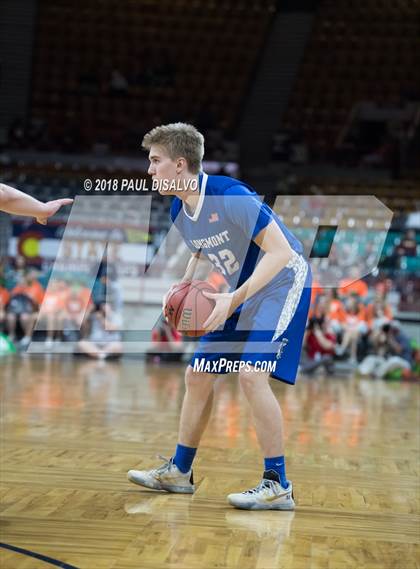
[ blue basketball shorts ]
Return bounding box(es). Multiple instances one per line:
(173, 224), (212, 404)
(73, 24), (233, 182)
(190, 252), (312, 385)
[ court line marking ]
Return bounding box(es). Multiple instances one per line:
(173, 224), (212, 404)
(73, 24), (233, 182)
(0, 542), (80, 569)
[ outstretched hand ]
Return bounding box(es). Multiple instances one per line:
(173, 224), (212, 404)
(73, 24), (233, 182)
(202, 290), (236, 332)
(36, 198), (73, 225)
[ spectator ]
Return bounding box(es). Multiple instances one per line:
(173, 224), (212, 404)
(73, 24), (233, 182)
(62, 283), (93, 341)
(366, 293), (393, 332)
(92, 265), (123, 313)
(335, 295), (368, 364)
(310, 280), (324, 305)
(7, 255), (28, 289)
(309, 290), (345, 326)
(146, 316), (184, 363)
(38, 280), (68, 348)
(6, 270), (44, 346)
(339, 276), (369, 299)
(359, 321), (413, 378)
(301, 316), (336, 375)
(11, 268), (44, 303)
(0, 285), (10, 332)
(325, 289), (347, 335)
(78, 303), (123, 360)
(309, 292), (329, 320)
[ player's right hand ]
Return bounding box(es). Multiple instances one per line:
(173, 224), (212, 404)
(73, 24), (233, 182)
(162, 283), (180, 321)
(36, 198), (73, 225)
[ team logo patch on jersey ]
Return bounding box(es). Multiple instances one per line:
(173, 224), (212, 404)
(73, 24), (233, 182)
(276, 338), (289, 360)
(209, 212), (219, 223)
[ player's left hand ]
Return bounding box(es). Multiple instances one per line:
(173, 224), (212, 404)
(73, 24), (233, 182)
(201, 291), (236, 332)
(36, 198), (73, 225)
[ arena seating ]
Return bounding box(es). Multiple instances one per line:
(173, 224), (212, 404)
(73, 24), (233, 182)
(282, 0), (420, 158)
(30, 0), (275, 153)
(303, 178), (419, 214)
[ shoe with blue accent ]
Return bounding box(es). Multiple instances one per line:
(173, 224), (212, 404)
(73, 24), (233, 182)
(227, 470), (295, 510)
(127, 455), (195, 494)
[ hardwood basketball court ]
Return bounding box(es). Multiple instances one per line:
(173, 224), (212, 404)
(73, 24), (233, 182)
(1, 355), (419, 568)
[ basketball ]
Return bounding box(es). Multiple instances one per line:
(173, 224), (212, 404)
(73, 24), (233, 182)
(164, 280), (217, 337)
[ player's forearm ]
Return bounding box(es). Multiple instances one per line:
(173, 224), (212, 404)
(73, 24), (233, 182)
(181, 255), (199, 282)
(181, 253), (206, 283)
(232, 249), (292, 309)
(0, 183), (47, 217)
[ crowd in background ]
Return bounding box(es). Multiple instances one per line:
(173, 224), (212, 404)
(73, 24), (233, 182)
(0, 256), (123, 360)
(0, 255), (418, 379)
(301, 282), (419, 380)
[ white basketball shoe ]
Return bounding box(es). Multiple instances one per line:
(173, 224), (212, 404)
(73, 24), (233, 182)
(227, 470), (295, 510)
(127, 455), (195, 494)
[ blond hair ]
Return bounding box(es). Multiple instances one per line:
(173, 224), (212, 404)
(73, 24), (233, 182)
(142, 123), (204, 174)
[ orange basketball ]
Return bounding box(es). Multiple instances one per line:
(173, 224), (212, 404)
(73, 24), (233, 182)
(164, 280), (217, 337)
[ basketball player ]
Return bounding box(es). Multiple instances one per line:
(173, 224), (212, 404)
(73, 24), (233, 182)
(128, 123), (312, 510)
(0, 183), (72, 224)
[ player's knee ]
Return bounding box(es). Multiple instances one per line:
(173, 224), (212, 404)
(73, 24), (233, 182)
(238, 368), (261, 394)
(185, 365), (214, 392)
